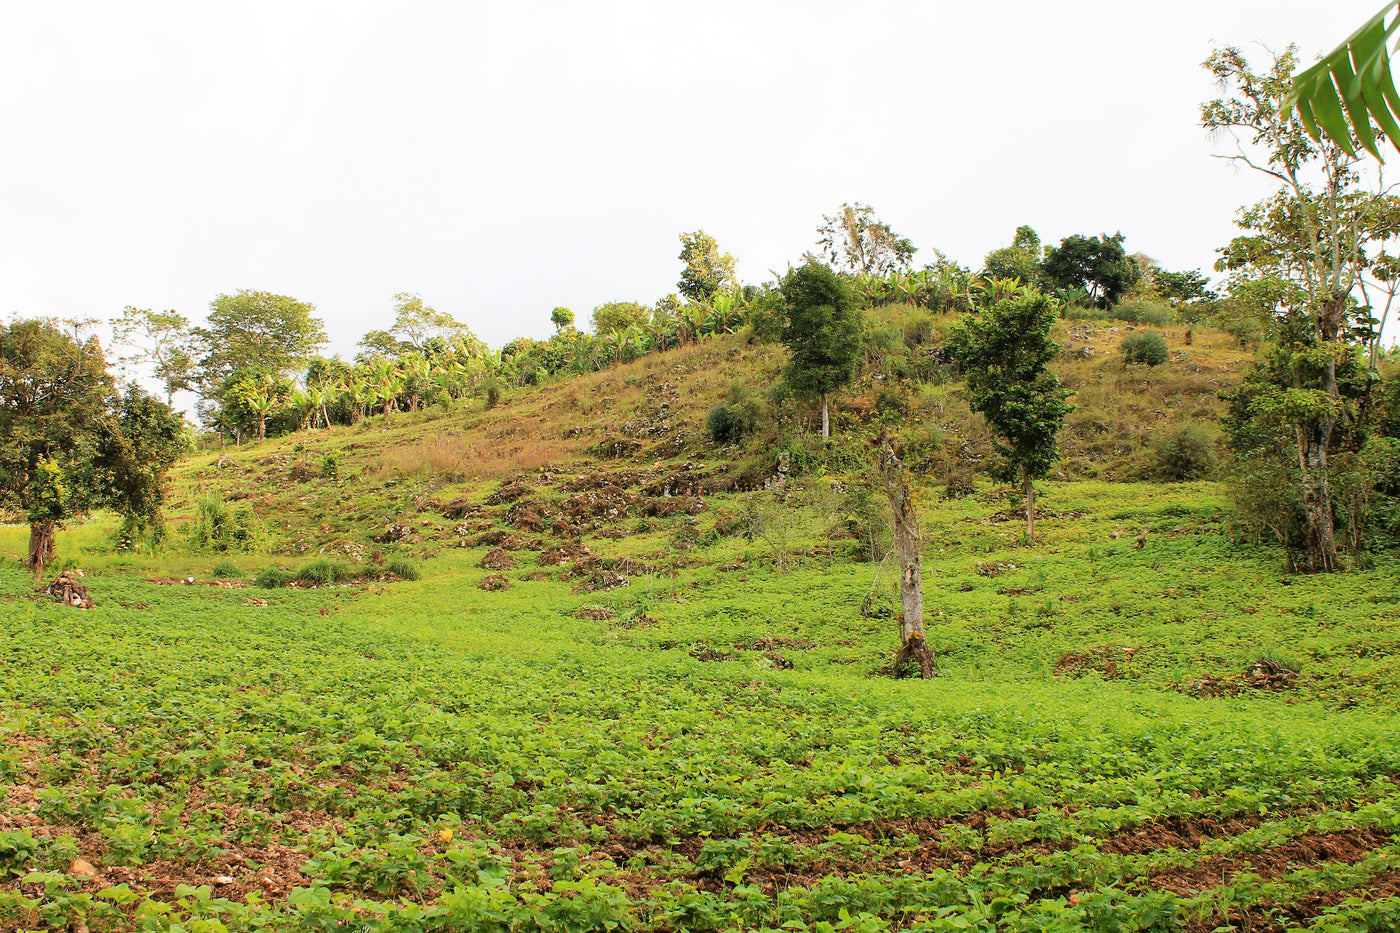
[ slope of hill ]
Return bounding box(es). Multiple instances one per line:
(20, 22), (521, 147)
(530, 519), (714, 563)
(5, 318), (1400, 931)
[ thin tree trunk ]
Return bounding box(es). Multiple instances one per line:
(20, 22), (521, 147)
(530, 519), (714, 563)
(876, 432), (933, 678)
(821, 392), (830, 441)
(1024, 466), (1036, 544)
(28, 521), (56, 578)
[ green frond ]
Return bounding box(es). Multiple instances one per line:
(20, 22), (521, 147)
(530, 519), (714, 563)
(1288, 1), (1400, 159)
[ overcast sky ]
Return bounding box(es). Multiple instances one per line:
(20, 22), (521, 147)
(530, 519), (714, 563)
(0, 1), (1383, 364)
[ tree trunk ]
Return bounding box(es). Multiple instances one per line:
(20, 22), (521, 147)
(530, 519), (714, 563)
(258, 413), (266, 440)
(1023, 466), (1036, 545)
(876, 432), (933, 678)
(821, 392), (830, 442)
(28, 521), (56, 578)
(1296, 417), (1339, 572)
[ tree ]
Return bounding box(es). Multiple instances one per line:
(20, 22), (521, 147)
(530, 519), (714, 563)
(874, 429), (934, 678)
(590, 301), (650, 336)
(816, 203), (917, 276)
(193, 290), (327, 391)
(388, 293), (483, 355)
(947, 294), (1072, 544)
(982, 225), (1044, 284)
(1205, 45), (1400, 572)
(110, 307), (196, 405)
(677, 230), (737, 302)
(1041, 233), (1138, 307)
(1288, 3), (1400, 161)
(781, 261), (862, 441)
(95, 387), (188, 549)
(550, 307), (575, 333)
(0, 319), (183, 575)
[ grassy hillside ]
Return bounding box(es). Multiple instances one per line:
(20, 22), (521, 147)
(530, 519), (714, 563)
(5, 318), (1400, 931)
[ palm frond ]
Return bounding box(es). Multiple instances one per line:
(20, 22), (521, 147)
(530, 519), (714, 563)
(1288, 1), (1400, 160)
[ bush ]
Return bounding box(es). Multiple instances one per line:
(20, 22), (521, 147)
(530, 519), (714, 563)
(298, 559), (354, 586)
(704, 384), (762, 444)
(255, 568), (296, 589)
(1149, 423), (1217, 481)
(386, 558), (421, 581)
(320, 454), (339, 480)
(483, 379), (505, 410)
(210, 560), (241, 579)
(1121, 331), (1170, 366)
(186, 492), (268, 553)
(1111, 301), (1173, 327)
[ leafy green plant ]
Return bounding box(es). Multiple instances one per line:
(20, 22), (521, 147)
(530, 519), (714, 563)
(385, 558), (421, 581)
(1149, 423), (1217, 481)
(1120, 331), (1170, 366)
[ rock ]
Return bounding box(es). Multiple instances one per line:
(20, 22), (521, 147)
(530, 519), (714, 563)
(69, 857), (99, 878)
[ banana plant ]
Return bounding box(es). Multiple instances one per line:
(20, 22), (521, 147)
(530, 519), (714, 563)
(1289, 2), (1400, 160)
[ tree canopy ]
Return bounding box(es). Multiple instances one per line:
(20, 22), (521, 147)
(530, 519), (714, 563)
(194, 290), (327, 389)
(0, 319), (185, 573)
(780, 261), (862, 441)
(947, 294), (1072, 543)
(677, 230), (737, 303)
(1041, 233), (1138, 307)
(816, 203), (917, 276)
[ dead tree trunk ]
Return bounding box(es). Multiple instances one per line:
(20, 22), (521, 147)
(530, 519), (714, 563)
(874, 431), (933, 678)
(820, 392), (830, 442)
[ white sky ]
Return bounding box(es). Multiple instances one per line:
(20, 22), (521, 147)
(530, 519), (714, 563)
(0, 1), (1384, 363)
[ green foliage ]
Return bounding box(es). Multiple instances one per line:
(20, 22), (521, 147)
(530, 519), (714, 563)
(110, 306), (196, 405)
(677, 230), (737, 302)
(1120, 331), (1170, 366)
(1042, 233), (1138, 307)
(210, 559), (241, 579)
(1149, 423), (1218, 481)
(255, 567), (296, 588)
(550, 307), (575, 332)
(982, 225), (1043, 284)
(483, 378), (505, 410)
(590, 301), (650, 336)
(298, 559), (356, 586)
(781, 262), (863, 434)
(705, 385), (762, 445)
(320, 454), (340, 480)
(947, 294), (1073, 484)
(193, 290), (327, 392)
(385, 557), (421, 581)
(186, 492), (267, 553)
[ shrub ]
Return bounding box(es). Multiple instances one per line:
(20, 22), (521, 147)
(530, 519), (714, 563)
(704, 384), (762, 444)
(186, 492), (268, 553)
(210, 560), (241, 579)
(1121, 331), (1170, 366)
(1149, 423), (1217, 481)
(483, 379), (505, 410)
(320, 454), (339, 480)
(1112, 301), (1173, 327)
(386, 558), (421, 581)
(255, 568), (296, 589)
(298, 559), (354, 586)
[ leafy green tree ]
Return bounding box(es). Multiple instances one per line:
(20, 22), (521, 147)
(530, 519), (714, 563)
(947, 294), (1072, 544)
(590, 301), (650, 336)
(389, 293), (482, 354)
(193, 290), (327, 391)
(677, 230), (738, 302)
(816, 203), (917, 276)
(110, 306), (196, 405)
(781, 261), (863, 441)
(0, 319), (183, 574)
(96, 387), (188, 549)
(550, 307), (575, 333)
(1041, 233), (1138, 307)
(1206, 45), (1400, 572)
(982, 225), (1044, 285)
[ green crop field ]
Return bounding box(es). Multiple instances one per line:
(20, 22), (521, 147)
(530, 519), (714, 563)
(4, 463), (1400, 932)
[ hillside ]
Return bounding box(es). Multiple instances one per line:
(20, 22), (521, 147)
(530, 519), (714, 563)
(5, 317), (1400, 931)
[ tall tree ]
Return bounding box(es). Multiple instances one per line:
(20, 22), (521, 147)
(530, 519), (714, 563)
(550, 307), (575, 333)
(590, 301), (650, 336)
(947, 294), (1072, 544)
(388, 293), (484, 355)
(816, 203), (917, 276)
(193, 290), (327, 391)
(0, 320), (183, 575)
(1206, 45), (1400, 572)
(781, 261), (862, 441)
(1041, 233), (1138, 307)
(677, 230), (737, 302)
(110, 307), (196, 405)
(982, 225), (1044, 284)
